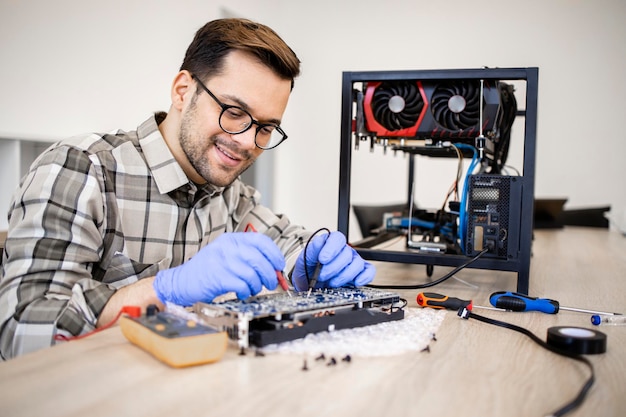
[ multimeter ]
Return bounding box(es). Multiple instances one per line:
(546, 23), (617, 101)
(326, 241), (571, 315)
(120, 307), (228, 368)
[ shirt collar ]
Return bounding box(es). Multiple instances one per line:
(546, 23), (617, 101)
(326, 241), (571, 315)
(137, 114), (191, 194)
(137, 114), (226, 197)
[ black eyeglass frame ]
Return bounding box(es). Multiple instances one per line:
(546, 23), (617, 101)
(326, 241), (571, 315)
(191, 74), (288, 150)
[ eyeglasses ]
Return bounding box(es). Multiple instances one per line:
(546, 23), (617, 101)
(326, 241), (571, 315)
(191, 74), (288, 150)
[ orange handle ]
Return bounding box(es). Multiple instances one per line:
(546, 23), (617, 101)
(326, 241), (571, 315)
(417, 292), (472, 311)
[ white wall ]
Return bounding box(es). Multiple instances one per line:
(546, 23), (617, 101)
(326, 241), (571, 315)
(0, 0), (220, 140)
(1, 0), (625, 236)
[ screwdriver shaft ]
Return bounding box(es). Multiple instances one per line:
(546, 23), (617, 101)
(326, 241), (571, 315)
(560, 306), (622, 316)
(472, 305), (507, 312)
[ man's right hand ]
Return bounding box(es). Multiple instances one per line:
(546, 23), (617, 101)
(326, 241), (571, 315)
(153, 233), (285, 306)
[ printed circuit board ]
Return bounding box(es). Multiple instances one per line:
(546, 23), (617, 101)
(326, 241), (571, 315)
(194, 287), (405, 348)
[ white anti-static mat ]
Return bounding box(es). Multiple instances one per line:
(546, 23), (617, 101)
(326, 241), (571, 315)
(259, 307), (446, 358)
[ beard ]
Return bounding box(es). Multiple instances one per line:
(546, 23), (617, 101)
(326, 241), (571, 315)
(179, 96), (256, 187)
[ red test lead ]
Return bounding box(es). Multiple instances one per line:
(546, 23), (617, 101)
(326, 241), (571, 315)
(245, 223), (292, 297)
(276, 270), (292, 297)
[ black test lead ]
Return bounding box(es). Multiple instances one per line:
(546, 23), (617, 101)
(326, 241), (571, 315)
(307, 262), (322, 298)
(457, 306), (602, 417)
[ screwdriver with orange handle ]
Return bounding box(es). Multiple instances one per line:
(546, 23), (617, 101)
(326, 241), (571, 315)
(416, 292), (501, 312)
(417, 292), (474, 311)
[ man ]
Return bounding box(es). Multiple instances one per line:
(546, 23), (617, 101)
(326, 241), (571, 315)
(0, 18), (375, 359)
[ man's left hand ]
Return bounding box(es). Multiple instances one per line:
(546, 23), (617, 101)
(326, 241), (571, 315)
(292, 231), (375, 291)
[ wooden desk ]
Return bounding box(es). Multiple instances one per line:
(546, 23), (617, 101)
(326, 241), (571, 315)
(0, 228), (624, 417)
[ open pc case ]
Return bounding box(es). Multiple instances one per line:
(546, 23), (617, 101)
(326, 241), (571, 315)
(337, 67), (538, 294)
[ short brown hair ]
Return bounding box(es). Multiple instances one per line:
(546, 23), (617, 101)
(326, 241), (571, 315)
(180, 18), (301, 89)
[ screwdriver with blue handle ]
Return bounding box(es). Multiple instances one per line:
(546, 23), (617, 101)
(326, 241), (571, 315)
(489, 291), (622, 316)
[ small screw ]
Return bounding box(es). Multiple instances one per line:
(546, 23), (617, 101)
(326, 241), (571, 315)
(327, 357), (337, 366)
(315, 353), (326, 361)
(342, 355), (352, 363)
(421, 345), (431, 353)
(302, 359), (309, 371)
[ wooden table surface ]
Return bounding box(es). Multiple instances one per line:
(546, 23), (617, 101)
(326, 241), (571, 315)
(0, 227), (624, 417)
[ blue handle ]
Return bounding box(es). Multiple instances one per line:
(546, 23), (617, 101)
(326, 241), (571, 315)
(489, 291), (560, 314)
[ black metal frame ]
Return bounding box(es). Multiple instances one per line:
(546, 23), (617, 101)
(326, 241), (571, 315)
(337, 67), (539, 294)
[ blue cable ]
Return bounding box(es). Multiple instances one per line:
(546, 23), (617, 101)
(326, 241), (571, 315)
(454, 143), (479, 253)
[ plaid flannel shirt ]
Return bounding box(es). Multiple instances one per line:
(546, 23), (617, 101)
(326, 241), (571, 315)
(0, 113), (311, 359)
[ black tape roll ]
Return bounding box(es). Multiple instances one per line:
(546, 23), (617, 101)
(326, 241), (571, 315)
(546, 326), (607, 355)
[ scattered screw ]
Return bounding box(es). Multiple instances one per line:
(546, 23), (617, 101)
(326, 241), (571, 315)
(327, 357), (337, 366)
(315, 353), (326, 361)
(342, 355), (352, 363)
(239, 346), (246, 356)
(302, 359), (309, 371)
(421, 345), (431, 353)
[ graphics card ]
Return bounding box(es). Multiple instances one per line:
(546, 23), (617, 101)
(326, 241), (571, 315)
(353, 75), (518, 170)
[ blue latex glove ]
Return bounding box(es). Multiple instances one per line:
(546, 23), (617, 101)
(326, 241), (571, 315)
(153, 233), (285, 306)
(292, 231), (376, 291)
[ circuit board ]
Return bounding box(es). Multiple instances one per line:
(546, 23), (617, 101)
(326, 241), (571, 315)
(193, 287), (405, 348)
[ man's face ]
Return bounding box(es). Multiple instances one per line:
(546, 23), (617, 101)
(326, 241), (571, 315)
(179, 50), (292, 187)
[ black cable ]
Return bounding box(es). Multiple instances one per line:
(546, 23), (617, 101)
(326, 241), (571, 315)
(303, 228), (330, 282)
(366, 248), (489, 290)
(489, 82), (517, 174)
(459, 309), (595, 417)
(382, 297), (408, 314)
(396, 297), (408, 310)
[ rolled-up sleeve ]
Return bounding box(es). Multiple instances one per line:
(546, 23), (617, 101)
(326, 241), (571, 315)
(0, 144), (113, 359)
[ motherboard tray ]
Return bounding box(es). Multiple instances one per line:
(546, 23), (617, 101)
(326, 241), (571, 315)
(193, 287), (405, 348)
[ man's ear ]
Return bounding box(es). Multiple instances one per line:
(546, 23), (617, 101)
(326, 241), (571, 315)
(171, 70), (194, 111)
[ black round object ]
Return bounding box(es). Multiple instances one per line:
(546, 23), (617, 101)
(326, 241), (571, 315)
(371, 81), (424, 131)
(546, 326), (607, 355)
(431, 80), (481, 131)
